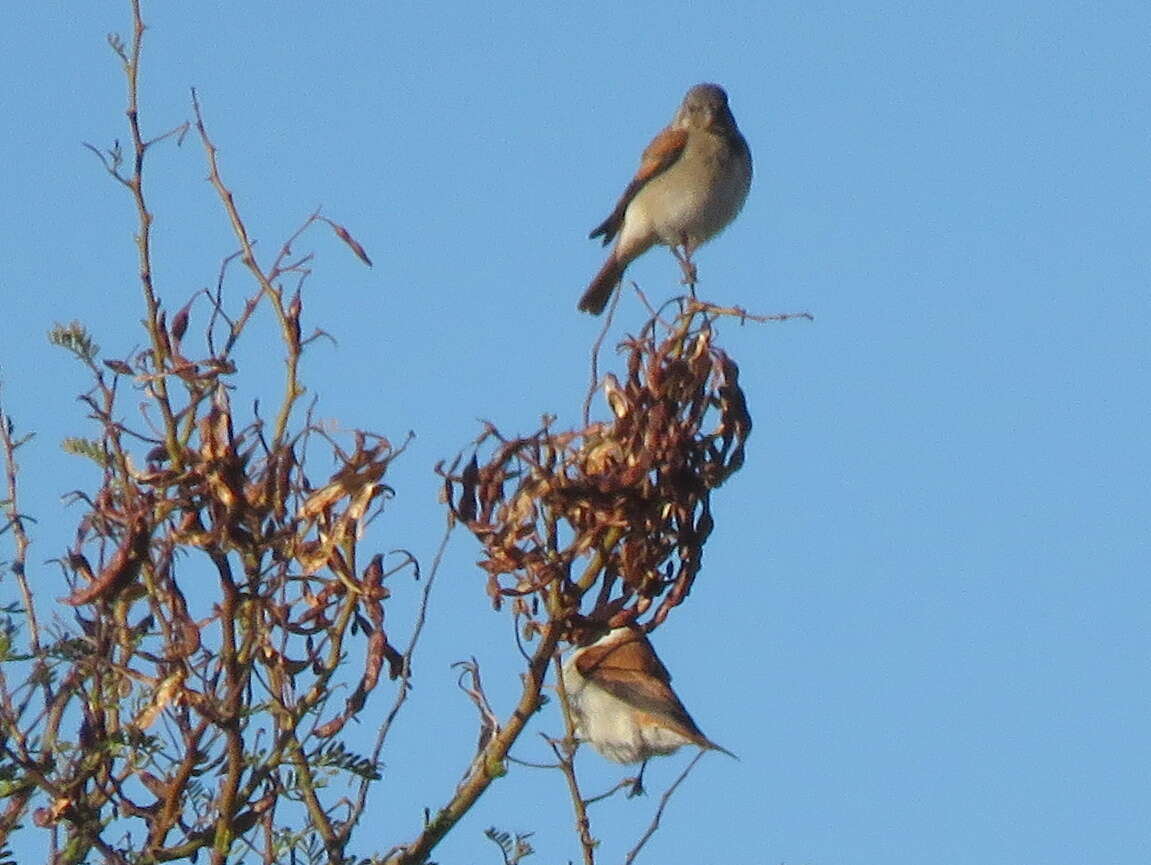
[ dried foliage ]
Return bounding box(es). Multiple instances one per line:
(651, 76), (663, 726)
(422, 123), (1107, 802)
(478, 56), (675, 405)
(441, 308), (752, 637)
(0, 4), (804, 865)
(0, 5), (418, 863)
(411, 304), (762, 865)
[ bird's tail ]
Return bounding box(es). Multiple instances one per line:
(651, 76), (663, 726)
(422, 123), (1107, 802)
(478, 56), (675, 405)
(578, 255), (626, 315)
(704, 738), (739, 760)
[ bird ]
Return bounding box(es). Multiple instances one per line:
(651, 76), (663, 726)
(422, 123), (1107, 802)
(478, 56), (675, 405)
(578, 83), (752, 315)
(560, 625), (736, 767)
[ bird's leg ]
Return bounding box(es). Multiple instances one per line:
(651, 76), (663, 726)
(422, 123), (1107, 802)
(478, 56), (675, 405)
(627, 759), (650, 798)
(672, 235), (698, 292)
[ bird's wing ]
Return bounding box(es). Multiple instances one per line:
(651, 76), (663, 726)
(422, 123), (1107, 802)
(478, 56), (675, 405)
(574, 629), (672, 682)
(575, 631), (706, 741)
(588, 126), (689, 245)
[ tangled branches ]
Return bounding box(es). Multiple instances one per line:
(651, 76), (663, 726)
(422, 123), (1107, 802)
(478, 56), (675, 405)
(442, 307), (752, 638)
(0, 5), (405, 860)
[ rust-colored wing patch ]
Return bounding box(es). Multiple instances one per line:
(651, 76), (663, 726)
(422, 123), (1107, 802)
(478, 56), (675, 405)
(589, 126), (689, 245)
(576, 630), (707, 742)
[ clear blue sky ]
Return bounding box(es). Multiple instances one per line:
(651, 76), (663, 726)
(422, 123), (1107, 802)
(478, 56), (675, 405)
(3, 2), (1148, 863)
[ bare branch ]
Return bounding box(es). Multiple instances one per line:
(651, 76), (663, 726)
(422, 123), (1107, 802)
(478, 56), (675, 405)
(623, 750), (706, 865)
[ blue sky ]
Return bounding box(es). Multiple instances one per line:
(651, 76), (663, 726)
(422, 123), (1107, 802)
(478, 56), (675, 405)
(2, 2), (1148, 863)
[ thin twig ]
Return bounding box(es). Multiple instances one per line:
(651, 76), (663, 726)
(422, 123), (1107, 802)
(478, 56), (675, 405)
(190, 88), (303, 448)
(351, 517), (452, 827)
(508, 738), (562, 770)
(582, 777), (638, 806)
(551, 654), (597, 865)
(581, 293), (617, 427)
(122, 0), (183, 464)
(0, 397), (39, 652)
(623, 750), (706, 865)
(387, 622), (564, 865)
(684, 297), (814, 323)
(0, 396), (44, 842)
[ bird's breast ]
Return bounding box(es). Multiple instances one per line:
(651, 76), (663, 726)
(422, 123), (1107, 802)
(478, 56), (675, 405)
(563, 658), (695, 763)
(629, 135), (751, 249)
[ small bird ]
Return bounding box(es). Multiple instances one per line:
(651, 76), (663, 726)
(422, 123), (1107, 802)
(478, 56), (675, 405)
(578, 83), (753, 315)
(561, 625), (736, 766)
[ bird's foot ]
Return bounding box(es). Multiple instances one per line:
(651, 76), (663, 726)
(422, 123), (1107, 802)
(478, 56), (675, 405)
(627, 758), (650, 797)
(679, 260), (698, 286)
(672, 239), (698, 286)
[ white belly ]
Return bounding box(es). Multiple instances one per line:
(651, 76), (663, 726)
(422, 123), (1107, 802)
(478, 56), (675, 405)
(562, 655), (693, 764)
(622, 140), (752, 251)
